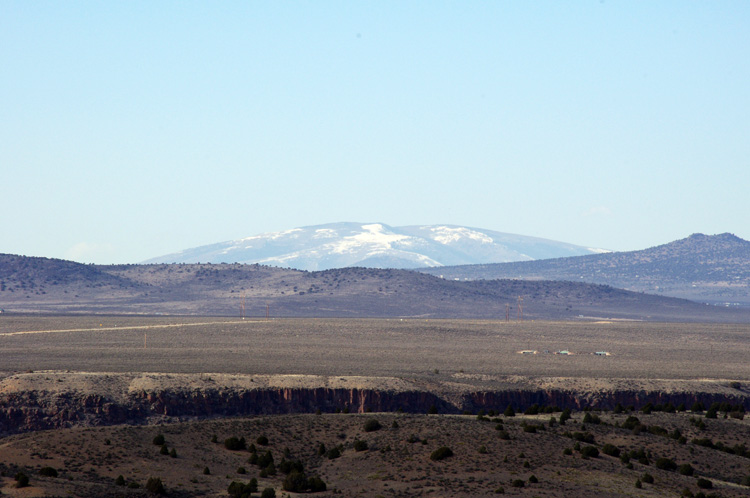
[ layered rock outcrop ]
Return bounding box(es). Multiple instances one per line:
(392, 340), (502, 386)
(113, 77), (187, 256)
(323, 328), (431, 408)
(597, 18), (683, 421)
(1, 372), (747, 436)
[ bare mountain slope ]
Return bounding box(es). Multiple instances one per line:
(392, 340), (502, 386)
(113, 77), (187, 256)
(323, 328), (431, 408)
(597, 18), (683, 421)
(419, 233), (750, 306)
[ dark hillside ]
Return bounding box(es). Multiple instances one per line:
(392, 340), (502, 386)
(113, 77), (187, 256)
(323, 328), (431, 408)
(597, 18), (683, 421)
(419, 233), (750, 306)
(2, 255), (750, 321)
(0, 254), (139, 297)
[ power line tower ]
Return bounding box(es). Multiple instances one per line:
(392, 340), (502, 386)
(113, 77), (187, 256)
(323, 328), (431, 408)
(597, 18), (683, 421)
(517, 296), (523, 322)
(240, 292), (246, 320)
(506, 303), (510, 322)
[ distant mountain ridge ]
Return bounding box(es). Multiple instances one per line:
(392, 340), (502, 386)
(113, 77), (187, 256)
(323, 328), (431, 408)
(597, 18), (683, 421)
(2, 253), (749, 322)
(144, 222), (607, 271)
(418, 233), (750, 306)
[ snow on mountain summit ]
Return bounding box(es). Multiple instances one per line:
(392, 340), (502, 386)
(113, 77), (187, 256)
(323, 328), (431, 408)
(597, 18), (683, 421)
(428, 226), (494, 245)
(330, 223), (411, 255)
(144, 222), (605, 271)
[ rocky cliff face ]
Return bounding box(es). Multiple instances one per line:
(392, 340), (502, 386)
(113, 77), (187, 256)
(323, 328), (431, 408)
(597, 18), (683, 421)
(130, 387), (451, 418)
(460, 389), (749, 413)
(1, 372), (747, 436)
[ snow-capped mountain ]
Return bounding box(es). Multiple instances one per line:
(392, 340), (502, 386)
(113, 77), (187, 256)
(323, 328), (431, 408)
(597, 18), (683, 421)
(143, 223), (608, 271)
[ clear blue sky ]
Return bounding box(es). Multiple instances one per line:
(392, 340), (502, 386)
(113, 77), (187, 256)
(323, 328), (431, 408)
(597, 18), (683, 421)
(2, 2), (748, 264)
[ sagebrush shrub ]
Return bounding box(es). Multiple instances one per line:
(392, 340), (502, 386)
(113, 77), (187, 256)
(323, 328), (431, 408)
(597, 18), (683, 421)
(353, 439), (368, 452)
(225, 436), (246, 451)
(39, 466), (58, 477)
(363, 419), (382, 432)
(430, 446), (453, 461)
(580, 446), (599, 458)
(145, 477), (165, 495)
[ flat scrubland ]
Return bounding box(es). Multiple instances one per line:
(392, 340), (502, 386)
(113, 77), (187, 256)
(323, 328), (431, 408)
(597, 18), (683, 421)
(1, 316), (749, 381)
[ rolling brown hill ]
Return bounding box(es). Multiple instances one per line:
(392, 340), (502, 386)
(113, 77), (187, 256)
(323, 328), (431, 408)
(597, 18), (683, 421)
(419, 233), (750, 307)
(2, 254), (750, 321)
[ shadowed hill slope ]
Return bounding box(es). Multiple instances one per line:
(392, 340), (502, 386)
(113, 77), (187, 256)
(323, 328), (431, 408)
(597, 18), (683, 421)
(2, 254), (750, 321)
(419, 233), (750, 306)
